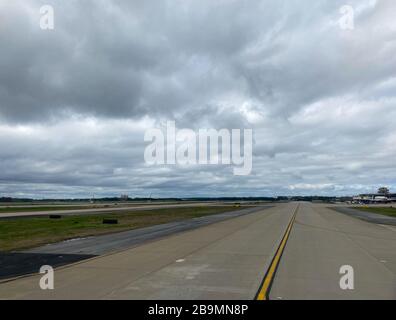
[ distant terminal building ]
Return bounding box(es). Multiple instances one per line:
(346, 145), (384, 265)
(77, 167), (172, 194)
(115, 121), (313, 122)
(352, 188), (396, 204)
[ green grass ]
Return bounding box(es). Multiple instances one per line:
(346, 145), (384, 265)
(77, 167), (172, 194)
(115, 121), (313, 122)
(0, 205), (242, 252)
(0, 206), (103, 213)
(353, 206), (396, 218)
(0, 202), (193, 214)
(0, 204), (157, 214)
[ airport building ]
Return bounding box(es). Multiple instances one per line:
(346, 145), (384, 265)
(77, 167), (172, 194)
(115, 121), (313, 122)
(352, 193), (396, 204)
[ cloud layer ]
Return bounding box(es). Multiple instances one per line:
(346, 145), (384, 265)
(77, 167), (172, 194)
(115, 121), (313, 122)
(0, 0), (395, 198)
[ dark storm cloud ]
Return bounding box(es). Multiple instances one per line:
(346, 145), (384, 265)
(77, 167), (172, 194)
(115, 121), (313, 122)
(0, 0), (395, 197)
(0, 0), (351, 122)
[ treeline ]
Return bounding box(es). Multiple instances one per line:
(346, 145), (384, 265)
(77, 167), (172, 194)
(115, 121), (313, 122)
(0, 197), (189, 203)
(283, 196), (352, 202)
(0, 197), (32, 202)
(1, 196), (352, 203)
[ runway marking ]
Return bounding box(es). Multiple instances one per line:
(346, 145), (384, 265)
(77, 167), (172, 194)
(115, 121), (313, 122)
(255, 204), (299, 300)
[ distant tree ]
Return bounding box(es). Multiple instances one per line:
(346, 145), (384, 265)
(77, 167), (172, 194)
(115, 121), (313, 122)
(378, 187), (390, 195)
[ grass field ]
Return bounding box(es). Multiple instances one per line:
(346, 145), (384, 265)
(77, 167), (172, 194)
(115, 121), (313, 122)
(353, 206), (396, 218)
(0, 206), (242, 252)
(0, 206), (102, 213)
(0, 202), (201, 214)
(0, 204), (152, 214)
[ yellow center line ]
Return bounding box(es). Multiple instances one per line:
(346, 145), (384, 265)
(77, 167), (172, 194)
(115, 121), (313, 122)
(255, 204), (299, 300)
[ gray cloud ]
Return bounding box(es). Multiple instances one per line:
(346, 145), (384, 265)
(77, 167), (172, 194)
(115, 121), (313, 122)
(0, 0), (395, 198)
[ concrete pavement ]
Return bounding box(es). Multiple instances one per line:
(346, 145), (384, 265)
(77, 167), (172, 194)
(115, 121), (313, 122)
(270, 203), (396, 299)
(331, 206), (396, 226)
(0, 206), (272, 280)
(0, 203), (295, 299)
(25, 206), (271, 256)
(1, 202), (395, 299)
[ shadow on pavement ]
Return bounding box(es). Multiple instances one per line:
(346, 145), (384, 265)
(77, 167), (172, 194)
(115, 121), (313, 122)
(0, 252), (96, 280)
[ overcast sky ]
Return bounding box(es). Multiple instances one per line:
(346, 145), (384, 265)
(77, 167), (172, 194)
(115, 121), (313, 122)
(0, 0), (395, 198)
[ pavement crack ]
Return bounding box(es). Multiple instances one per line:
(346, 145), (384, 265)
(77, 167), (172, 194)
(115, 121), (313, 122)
(294, 220), (396, 241)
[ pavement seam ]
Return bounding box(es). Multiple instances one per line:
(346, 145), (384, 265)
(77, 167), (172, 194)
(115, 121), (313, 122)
(294, 220), (396, 241)
(327, 206), (396, 226)
(315, 205), (396, 277)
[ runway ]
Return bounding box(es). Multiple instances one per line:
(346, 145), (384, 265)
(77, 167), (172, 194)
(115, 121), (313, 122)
(0, 202), (395, 299)
(0, 202), (221, 219)
(0, 206), (270, 280)
(331, 206), (396, 226)
(25, 206), (269, 256)
(270, 203), (396, 299)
